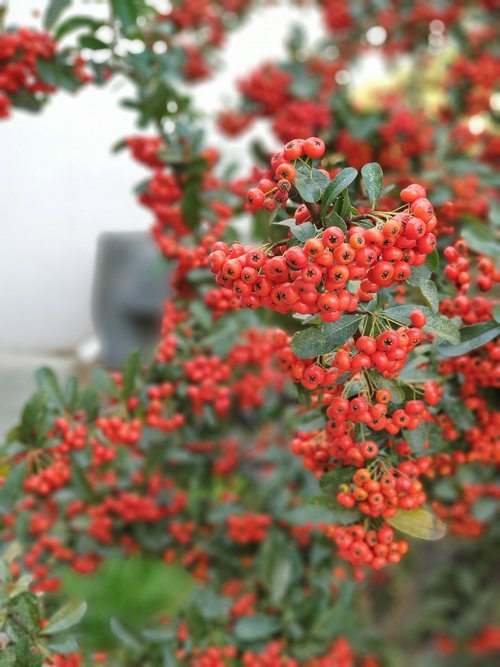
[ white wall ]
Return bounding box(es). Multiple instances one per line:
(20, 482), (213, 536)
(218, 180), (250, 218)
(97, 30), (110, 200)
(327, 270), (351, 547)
(0, 1), (325, 351)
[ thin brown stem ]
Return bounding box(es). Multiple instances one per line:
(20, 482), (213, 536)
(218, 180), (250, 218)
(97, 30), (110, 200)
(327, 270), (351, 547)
(305, 201), (322, 227)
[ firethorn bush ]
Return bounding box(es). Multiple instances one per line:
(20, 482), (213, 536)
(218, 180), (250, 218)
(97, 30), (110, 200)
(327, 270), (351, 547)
(0, 1), (499, 666)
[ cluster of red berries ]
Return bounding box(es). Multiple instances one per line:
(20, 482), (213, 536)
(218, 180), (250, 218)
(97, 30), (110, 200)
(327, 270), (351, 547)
(326, 523), (408, 570)
(95, 415), (142, 445)
(211, 155), (437, 318)
(290, 395), (437, 474)
(278, 322), (427, 392)
(444, 238), (499, 293)
(337, 464), (427, 517)
(226, 513), (272, 544)
(0, 28), (56, 119)
(245, 136), (326, 212)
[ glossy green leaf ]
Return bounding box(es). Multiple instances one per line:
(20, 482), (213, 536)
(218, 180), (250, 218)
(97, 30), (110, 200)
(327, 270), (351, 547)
(295, 167), (330, 203)
(360, 162), (383, 208)
(438, 320), (500, 357)
(320, 168), (358, 216)
(291, 315), (364, 359)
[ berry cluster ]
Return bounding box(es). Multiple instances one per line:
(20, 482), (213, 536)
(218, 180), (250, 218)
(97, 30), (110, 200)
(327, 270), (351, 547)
(337, 463), (427, 517)
(326, 523), (408, 570)
(211, 143), (437, 319)
(0, 28), (56, 118)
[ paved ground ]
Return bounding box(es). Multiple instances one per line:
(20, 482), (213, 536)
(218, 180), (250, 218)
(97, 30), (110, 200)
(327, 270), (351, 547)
(0, 352), (77, 440)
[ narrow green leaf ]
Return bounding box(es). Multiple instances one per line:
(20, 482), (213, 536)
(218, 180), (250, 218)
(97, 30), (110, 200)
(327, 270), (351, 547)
(44, 0), (72, 30)
(122, 349), (141, 399)
(320, 168), (358, 217)
(54, 16), (104, 41)
(234, 614), (281, 642)
(41, 601), (87, 635)
(387, 508), (446, 540)
(79, 35), (109, 50)
(360, 162), (383, 208)
(35, 367), (64, 410)
(0, 461), (28, 513)
(437, 320), (500, 357)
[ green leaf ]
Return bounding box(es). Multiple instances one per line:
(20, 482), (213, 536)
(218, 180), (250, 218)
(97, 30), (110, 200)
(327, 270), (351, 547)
(109, 618), (143, 650)
(438, 320), (500, 357)
(41, 601), (87, 635)
(91, 368), (120, 398)
(79, 35), (109, 50)
(19, 393), (47, 441)
(387, 508), (446, 540)
(122, 349), (141, 399)
(425, 248), (439, 271)
(269, 558), (293, 606)
(411, 278), (439, 312)
(35, 367), (64, 410)
(63, 376), (79, 412)
(54, 16), (104, 41)
(295, 167), (330, 203)
(308, 496), (362, 525)
(10, 89), (43, 113)
(470, 497), (498, 522)
(0, 461), (28, 513)
(290, 222), (316, 243)
(368, 373), (405, 404)
(441, 398), (475, 431)
(319, 467), (356, 493)
(360, 162), (383, 208)
(111, 0), (139, 32)
(43, 0), (72, 30)
(320, 168), (358, 217)
(234, 614), (281, 642)
(402, 423), (428, 455)
(383, 306), (460, 345)
(462, 218), (500, 261)
(494, 305), (500, 324)
(291, 315), (364, 359)
(181, 156), (207, 229)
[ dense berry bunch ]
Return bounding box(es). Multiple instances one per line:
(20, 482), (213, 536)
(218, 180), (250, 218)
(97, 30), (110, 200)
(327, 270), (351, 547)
(0, 28), (56, 118)
(210, 142), (437, 321)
